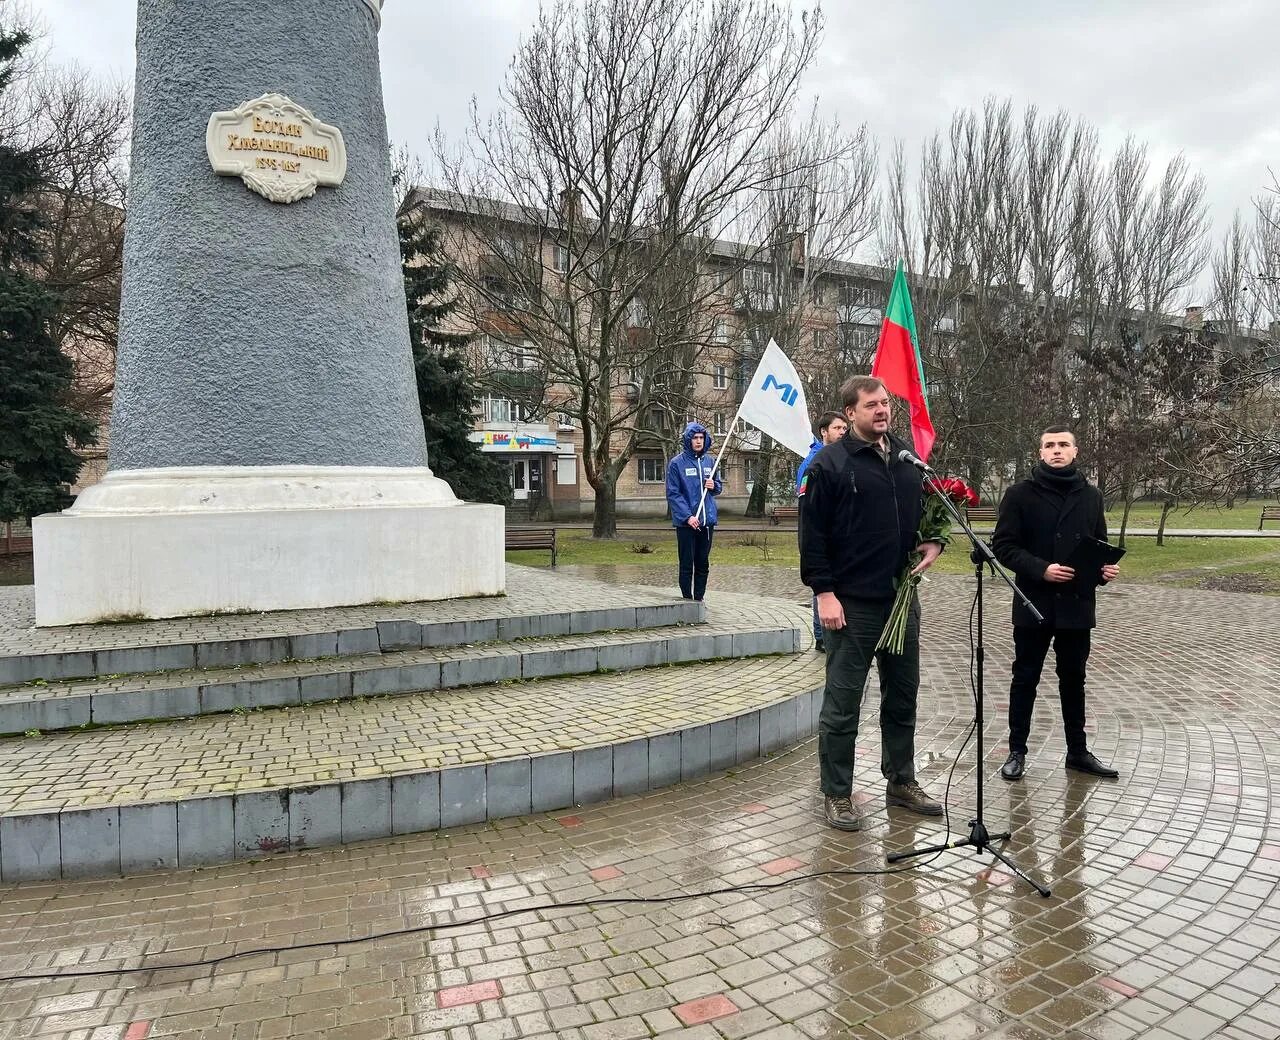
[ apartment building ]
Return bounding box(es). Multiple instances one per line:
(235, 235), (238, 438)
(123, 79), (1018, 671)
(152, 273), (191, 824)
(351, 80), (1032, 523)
(403, 186), (898, 519)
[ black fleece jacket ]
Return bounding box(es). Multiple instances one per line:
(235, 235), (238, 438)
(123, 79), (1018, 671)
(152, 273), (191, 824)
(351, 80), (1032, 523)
(799, 431), (926, 601)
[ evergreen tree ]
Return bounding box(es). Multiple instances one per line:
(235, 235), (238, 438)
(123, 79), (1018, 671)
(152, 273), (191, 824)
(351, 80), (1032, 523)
(0, 28), (95, 523)
(399, 212), (510, 506)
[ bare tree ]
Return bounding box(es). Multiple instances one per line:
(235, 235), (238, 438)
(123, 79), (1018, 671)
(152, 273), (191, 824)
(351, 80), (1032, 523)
(731, 108), (878, 514)
(1072, 143), (1211, 540)
(22, 64), (130, 423)
(882, 101), (1095, 494)
(430, 0), (828, 537)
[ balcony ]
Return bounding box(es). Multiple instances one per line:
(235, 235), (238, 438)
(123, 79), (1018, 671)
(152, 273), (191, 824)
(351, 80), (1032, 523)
(837, 303), (881, 326)
(733, 287), (779, 314)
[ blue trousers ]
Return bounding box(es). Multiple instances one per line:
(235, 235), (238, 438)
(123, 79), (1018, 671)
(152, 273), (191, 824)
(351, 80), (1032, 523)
(675, 524), (714, 600)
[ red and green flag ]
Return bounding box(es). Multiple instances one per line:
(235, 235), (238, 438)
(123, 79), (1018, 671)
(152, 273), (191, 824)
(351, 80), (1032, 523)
(872, 259), (935, 462)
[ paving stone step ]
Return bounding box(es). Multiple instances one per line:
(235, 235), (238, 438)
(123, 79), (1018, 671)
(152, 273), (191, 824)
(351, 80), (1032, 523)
(0, 620), (797, 735)
(0, 566), (704, 684)
(0, 608), (822, 881)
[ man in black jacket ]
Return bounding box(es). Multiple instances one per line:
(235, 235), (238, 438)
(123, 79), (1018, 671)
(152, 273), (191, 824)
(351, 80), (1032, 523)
(992, 426), (1121, 781)
(800, 376), (945, 831)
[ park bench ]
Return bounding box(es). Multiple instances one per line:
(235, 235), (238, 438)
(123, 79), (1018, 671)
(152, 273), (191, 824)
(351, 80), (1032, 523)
(505, 526), (558, 567)
(1260, 505), (1280, 530)
(768, 504), (800, 526)
(966, 505), (998, 525)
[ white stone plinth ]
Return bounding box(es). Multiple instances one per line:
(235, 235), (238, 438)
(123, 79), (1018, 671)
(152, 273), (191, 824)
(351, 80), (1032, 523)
(33, 466), (505, 626)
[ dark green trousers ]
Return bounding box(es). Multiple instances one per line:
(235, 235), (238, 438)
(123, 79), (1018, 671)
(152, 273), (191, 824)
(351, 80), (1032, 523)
(818, 594), (921, 796)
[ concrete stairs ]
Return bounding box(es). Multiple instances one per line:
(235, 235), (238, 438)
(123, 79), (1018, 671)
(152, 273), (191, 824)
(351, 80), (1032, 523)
(0, 569), (821, 882)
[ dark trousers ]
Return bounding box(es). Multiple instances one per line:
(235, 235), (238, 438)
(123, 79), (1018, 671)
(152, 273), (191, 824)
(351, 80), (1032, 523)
(819, 594), (920, 795)
(1007, 626), (1091, 756)
(675, 524), (714, 600)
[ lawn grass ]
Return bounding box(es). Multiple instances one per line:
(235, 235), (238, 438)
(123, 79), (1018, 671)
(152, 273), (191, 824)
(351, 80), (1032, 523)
(1103, 497), (1278, 531)
(508, 527), (1280, 593)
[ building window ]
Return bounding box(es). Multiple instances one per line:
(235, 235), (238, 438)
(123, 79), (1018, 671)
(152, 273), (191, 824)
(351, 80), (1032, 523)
(713, 365), (728, 390)
(743, 457), (760, 485)
(713, 412), (727, 437)
(839, 282), (881, 308)
(482, 397), (514, 423)
(742, 265), (771, 292)
(714, 319), (730, 343)
(550, 243), (569, 273)
(556, 411), (576, 430)
(637, 457), (664, 483)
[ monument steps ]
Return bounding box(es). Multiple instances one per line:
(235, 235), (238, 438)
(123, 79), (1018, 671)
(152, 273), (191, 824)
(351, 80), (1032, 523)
(0, 619), (797, 736)
(0, 594), (821, 883)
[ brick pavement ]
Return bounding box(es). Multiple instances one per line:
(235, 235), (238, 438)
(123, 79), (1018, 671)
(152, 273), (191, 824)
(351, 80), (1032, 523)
(0, 568), (1277, 1039)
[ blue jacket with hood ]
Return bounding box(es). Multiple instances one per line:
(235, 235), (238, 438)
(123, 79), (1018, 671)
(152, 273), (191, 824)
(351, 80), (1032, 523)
(666, 422), (722, 527)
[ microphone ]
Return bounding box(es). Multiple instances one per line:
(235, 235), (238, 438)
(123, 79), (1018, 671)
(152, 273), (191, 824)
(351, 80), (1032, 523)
(897, 448), (935, 474)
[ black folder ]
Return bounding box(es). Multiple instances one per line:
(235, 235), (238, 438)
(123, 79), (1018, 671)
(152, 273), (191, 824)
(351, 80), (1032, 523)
(1064, 536), (1125, 581)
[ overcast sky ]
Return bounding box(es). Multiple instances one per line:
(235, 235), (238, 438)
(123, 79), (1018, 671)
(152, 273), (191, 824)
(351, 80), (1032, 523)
(34, 0), (1280, 293)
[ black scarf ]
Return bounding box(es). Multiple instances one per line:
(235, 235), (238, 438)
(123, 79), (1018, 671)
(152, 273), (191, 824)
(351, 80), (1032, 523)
(1031, 461), (1086, 496)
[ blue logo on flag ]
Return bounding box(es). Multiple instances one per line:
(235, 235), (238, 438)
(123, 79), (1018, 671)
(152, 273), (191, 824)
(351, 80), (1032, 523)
(761, 373), (799, 407)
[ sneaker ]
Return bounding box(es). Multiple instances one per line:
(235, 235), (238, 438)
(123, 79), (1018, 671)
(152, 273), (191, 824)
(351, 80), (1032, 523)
(823, 794), (863, 831)
(885, 780), (943, 816)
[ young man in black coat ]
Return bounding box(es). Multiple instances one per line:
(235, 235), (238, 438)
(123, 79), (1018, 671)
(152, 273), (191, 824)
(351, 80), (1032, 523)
(992, 426), (1121, 781)
(800, 376), (945, 831)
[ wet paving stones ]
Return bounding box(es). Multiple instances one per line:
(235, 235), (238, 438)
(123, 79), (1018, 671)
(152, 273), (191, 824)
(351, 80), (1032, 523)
(0, 568), (1278, 1038)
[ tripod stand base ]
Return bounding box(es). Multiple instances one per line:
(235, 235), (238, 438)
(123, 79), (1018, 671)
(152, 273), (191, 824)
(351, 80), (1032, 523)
(887, 819), (1051, 898)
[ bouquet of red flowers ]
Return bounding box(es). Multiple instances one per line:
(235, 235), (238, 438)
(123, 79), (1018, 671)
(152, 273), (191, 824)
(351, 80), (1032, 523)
(875, 474), (980, 654)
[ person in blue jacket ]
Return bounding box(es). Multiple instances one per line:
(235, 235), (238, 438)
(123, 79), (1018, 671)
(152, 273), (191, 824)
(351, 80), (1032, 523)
(796, 411), (848, 651)
(666, 421), (722, 600)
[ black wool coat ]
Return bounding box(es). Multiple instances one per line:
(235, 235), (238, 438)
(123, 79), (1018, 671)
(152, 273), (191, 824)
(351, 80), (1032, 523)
(991, 472), (1109, 629)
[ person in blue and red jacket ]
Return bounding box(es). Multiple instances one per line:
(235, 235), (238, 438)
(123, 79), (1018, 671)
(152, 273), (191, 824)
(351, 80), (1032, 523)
(796, 411), (847, 652)
(666, 421), (722, 600)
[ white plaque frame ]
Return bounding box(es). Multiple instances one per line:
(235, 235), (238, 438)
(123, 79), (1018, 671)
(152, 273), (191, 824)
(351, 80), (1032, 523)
(206, 92), (348, 204)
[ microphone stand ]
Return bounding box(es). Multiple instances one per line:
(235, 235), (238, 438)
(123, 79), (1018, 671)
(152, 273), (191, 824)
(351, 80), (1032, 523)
(886, 468), (1052, 898)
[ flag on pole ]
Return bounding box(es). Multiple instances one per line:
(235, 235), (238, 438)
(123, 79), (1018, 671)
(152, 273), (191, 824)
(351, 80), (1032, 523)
(736, 339), (814, 458)
(872, 260), (935, 462)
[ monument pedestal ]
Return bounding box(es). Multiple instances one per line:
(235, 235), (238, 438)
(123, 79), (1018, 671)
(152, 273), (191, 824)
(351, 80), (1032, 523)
(34, 467), (504, 626)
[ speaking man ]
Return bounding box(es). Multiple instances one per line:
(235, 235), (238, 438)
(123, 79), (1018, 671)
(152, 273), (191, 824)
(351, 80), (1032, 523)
(800, 376), (944, 831)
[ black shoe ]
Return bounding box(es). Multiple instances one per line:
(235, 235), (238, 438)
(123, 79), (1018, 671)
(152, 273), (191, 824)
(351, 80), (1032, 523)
(1065, 750), (1119, 779)
(815, 639), (825, 654)
(1000, 752), (1025, 781)
(823, 794), (863, 831)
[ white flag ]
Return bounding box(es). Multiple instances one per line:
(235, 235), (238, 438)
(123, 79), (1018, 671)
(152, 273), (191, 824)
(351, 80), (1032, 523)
(736, 339), (814, 458)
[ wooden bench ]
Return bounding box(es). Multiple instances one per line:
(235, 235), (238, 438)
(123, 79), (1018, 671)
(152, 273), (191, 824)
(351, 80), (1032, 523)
(1260, 505), (1280, 530)
(505, 526), (557, 566)
(966, 505), (998, 525)
(768, 504), (800, 526)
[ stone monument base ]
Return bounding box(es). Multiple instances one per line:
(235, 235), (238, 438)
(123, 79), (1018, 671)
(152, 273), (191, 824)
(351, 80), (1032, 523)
(32, 466), (505, 626)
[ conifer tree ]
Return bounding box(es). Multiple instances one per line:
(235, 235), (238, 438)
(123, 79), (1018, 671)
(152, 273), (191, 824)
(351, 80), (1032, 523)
(0, 28), (95, 522)
(399, 212), (510, 506)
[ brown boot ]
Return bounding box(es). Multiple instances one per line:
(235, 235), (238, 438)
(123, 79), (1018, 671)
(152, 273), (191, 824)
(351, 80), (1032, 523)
(885, 780), (943, 816)
(823, 794), (863, 831)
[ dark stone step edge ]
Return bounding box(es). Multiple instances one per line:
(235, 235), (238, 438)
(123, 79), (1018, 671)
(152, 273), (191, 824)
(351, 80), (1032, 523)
(0, 685), (821, 882)
(0, 627), (799, 736)
(0, 601), (705, 686)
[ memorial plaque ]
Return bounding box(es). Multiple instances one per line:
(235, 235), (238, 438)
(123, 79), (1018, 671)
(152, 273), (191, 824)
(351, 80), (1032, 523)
(206, 92), (347, 203)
